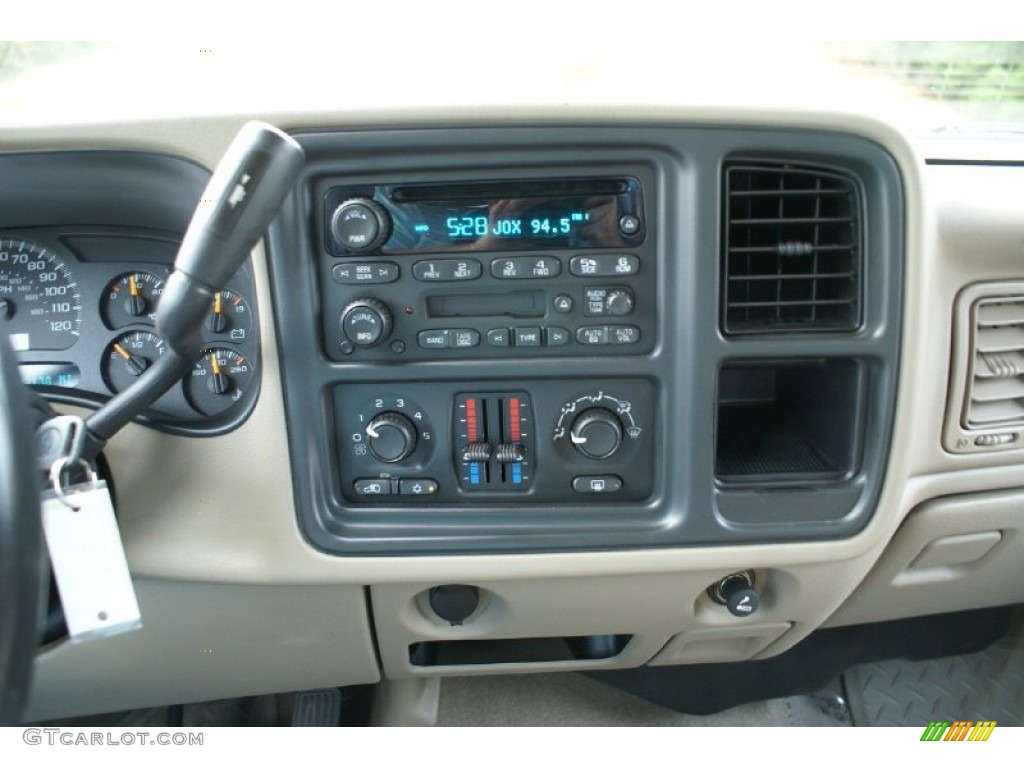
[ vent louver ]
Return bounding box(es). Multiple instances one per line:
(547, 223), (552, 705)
(723, 163), (862, 334)
(966, 296), (1024, 428)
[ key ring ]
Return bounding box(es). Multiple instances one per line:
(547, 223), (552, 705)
(49, 457), (99, 511)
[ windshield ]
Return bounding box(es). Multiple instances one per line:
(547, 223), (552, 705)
(1, 41), (1022, 136)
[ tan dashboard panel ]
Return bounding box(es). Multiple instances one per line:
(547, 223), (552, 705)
(10, 104), (1024, 717)
(827, 489), (1024, 628)
(24, 579), (380, 722)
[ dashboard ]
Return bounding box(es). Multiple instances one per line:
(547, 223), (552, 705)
(1, 104), (1023, 725)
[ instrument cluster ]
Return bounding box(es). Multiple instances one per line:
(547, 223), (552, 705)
(0, 229), (261, 435)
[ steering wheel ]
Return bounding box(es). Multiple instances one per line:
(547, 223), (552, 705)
(0, 328), (45, 725)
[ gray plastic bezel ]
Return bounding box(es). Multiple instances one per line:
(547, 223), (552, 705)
(266, 126), (903, 556)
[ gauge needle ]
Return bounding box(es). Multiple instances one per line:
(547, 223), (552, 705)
(209, 352), (230, 395)
(114, 343), (147, 375)
(208, 292), (228, 333)
(126, 274), (147, 316)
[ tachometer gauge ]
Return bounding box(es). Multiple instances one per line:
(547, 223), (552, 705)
(101, 271), (165, 329)
(205, 289), (253, 342)
(185, 347), (253, 416)
(0, 237), (82, 351)
(102, 331), (166, 394)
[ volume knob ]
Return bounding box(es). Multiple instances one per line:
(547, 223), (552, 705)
(341, 298), (393, 347)
(331, 198), (391, 253)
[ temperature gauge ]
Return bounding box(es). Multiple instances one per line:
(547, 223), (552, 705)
(185, 347), (253, 416)
(205, 289), (253, 342)
(102, 331), (166, 394)
(101, 271), (165, 329)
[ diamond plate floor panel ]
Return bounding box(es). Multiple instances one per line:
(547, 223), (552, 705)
(843, 613), (1024, 726)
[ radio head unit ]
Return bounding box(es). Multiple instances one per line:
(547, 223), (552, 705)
(324, 177), (645, 256)
(316, 171), (656, 362)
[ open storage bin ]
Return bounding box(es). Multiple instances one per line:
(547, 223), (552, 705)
(715, 359), (863, 483)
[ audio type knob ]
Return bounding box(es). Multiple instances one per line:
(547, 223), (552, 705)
(366, 411), (417, 463)
(605, 289), (634, 316)
(570, 407), (623, 460)
(341, 298), (393, 347)
(331, 198), (391, 253)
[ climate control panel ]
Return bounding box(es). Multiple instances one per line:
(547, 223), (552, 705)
(333, 379), (655, 505)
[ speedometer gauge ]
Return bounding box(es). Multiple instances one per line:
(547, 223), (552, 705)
(0, 238), (82, 351)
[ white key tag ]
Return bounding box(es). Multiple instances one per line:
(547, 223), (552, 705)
(41, 458), (142, 642)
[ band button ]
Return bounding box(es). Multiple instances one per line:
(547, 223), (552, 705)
(417, 330), (450, 349)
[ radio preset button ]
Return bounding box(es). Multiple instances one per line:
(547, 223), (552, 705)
(514, 327), (542, 347)
(570, 254), (640, 277)
(491, 256), (562, 280)
(332, 262), (399, 284)
(487, 328), (510, 347)
(413, 259), (482, 282)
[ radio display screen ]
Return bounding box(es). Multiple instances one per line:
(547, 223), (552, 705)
(325, 178), (645, 255)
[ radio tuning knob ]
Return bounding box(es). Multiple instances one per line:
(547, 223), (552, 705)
(341, 298), (393, 347)
(331, 198), (391, 253)
(366, 411), (418, 463)
(570, 407), (623, 460)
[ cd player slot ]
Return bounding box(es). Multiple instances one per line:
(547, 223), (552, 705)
(426, 291), (546, 319)
(392, 178), (629, 202)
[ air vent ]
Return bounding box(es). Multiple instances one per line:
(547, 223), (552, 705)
(945, 283), (1024, 454)
(966, 296), (1024, 429)
(723, 163), (862, 334)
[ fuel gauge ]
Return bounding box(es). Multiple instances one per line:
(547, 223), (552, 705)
(102, 331), (166, 394)
(185, 347), (254, 416)
(101, 271), (165, 329)
(205, 289), (253, 342)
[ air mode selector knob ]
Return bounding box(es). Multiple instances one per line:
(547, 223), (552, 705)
(341, 298), (393, 347)
(570, 407), (623, 460)
(331, 198), (391, 253)
(366, 411), (417, 463)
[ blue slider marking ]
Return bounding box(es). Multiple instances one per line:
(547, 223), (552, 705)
(470, 462), (481, 486)
(512, 463), (522, 485)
